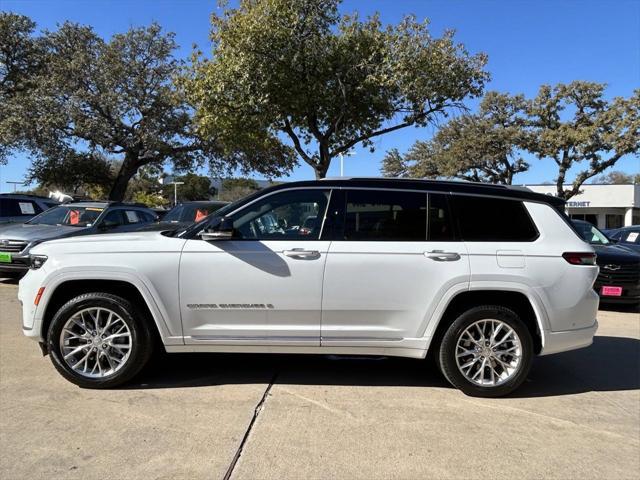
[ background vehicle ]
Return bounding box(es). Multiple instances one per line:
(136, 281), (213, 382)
(605, 225), (640, 254)
(573, 220), (640, 305)
(20, 179), (599, 397)
(136, 201), (228, 232)
(0, 194), (59, 224)
(0, 201), (157, 275)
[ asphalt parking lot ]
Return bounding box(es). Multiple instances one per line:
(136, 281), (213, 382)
(0, 279), (638, 480)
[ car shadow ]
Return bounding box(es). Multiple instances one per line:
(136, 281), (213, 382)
(127, 335), (639, 398)
(598, 302), (639, 313)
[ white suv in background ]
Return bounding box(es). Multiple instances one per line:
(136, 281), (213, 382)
(18, 178), (599, 397)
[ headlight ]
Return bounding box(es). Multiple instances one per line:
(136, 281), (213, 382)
(30, 255), (48, 270)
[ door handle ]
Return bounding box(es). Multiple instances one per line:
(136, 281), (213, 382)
(425, 250), (461, 261)
(283, 249), (321, 259)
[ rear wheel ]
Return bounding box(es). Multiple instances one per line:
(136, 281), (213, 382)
(438, 305), (533, 397)
(47, 292), (153, 388)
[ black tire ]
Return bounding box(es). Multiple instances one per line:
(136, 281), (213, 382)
(437, 305), (533, 398)
(47, 292), (154, 388)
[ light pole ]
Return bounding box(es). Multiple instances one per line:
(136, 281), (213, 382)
(6, 181), (26, 192)
(338, 151), (355, 177)
(171, 182), (184, 206)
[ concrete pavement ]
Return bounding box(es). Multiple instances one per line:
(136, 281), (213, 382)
(1, 280), (638, 479)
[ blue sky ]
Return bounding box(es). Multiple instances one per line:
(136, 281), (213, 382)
(1, 0), (639, 192)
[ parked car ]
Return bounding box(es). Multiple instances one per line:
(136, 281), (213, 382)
(572, 220), (640, 304)
(136, 201), (228, 232)
(19, 178), (599, 397)
(0, 194), (60, 224)
(605, 225), (640, 254)
(0, 201), (157, 275)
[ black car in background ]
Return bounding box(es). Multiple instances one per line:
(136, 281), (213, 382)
(136, 201), (228, 231)
(0, 194), (60, 224)
(573, 220), (640, 305)
(0, 201), (157, 275)
(606, 225), (640, 254)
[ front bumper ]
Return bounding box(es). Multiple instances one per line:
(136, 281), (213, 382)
(540, 320), (598, 356)
(0, 252), (30, 273)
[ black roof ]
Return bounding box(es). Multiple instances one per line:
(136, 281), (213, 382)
(0, 193), (59, 201)
(258, 178), (566, 207)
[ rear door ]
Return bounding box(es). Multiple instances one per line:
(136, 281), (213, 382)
(321, 189), (469, 346)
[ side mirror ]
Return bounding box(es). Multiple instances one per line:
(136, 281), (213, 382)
(198, 217), (235, 241)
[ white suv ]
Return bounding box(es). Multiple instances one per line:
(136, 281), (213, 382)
(18, 179), (599, 397)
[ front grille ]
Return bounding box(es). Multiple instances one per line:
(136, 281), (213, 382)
(0, 240), (28, 253)
(597, 264), (640, 285)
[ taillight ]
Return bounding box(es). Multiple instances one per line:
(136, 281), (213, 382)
(562, 252), (597, 265)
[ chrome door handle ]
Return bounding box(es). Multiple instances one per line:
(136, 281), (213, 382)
(425, 250), (461, 261)
(283, 249), (320, 259)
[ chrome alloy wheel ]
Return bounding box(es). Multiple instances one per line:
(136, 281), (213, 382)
(59, 307), (132, 378)
(455, 319), (522, 387)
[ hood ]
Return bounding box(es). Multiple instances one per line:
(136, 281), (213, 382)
(0, 222), (85, 242)
(134, 221), (190, 232)
(593, 244), (640, 265)
(30, 230), (185, 256)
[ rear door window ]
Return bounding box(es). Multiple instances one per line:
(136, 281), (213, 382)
(343, 190), (427, 241)
(450, 195), (538, 242)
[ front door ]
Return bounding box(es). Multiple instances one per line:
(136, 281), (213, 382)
(321, 190), (469, 346)
(180, 188), (332, 346)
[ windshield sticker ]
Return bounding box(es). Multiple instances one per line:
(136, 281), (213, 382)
(69, 210), (80, 225)
(194, 209), (208, 222)
(18, 202), (35, 215)
(125, 211), (139, 223)
(626, 232), (638, 242)
(85, 207), (104, 212)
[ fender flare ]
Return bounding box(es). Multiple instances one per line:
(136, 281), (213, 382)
(34, 266), (182, 345)
(420, 281), (550, 350)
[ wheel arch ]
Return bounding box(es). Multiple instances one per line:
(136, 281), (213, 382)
(39, 276), (172, 347)
(426, 289), (545, 355)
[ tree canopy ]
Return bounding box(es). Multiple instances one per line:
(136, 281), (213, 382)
(185, 0), (489, 179)
(526, 81), (639, 199)
(0, 14), (293, 200)
(388, 92), (529, 184)
(382, 83), (639, 198)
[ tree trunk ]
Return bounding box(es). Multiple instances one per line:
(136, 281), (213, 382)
(315, 143), (330, 179)
(108, 154), (139, 201)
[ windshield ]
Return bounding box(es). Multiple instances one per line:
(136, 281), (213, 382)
(174, 193), (262, 238)
(163, 203), (226, 223)
(27, 205), (104, 227)
(574, 221), (610, 245)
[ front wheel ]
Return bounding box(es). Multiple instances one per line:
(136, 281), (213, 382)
(438, 305), (533, 397)
(47, 292), (153, 388)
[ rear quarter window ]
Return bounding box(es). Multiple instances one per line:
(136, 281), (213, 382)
(450, 195), (539, 242)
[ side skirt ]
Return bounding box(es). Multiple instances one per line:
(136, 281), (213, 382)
(165, 344), (427, 359)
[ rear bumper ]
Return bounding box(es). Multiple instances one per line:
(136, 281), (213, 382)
(539, 320), (598, 356)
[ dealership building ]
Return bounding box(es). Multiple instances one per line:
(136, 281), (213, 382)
(525, 183), (640, 229)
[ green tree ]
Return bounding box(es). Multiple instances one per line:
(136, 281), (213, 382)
(27, 151), (114, 194)
(380, 149), (408, 177)
(173, 173), (215, 201)
(527, 82), (639, 199)
(218, 178), (261, 202)
(0, 13), (44, 163)
(384, 92), (529, 184)
(2, 17), (282, 201)
(591, 170), (640, 184)
(185, 0), (489, 179)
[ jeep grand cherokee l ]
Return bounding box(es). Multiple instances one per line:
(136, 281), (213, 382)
(18, 179), (599, 397)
